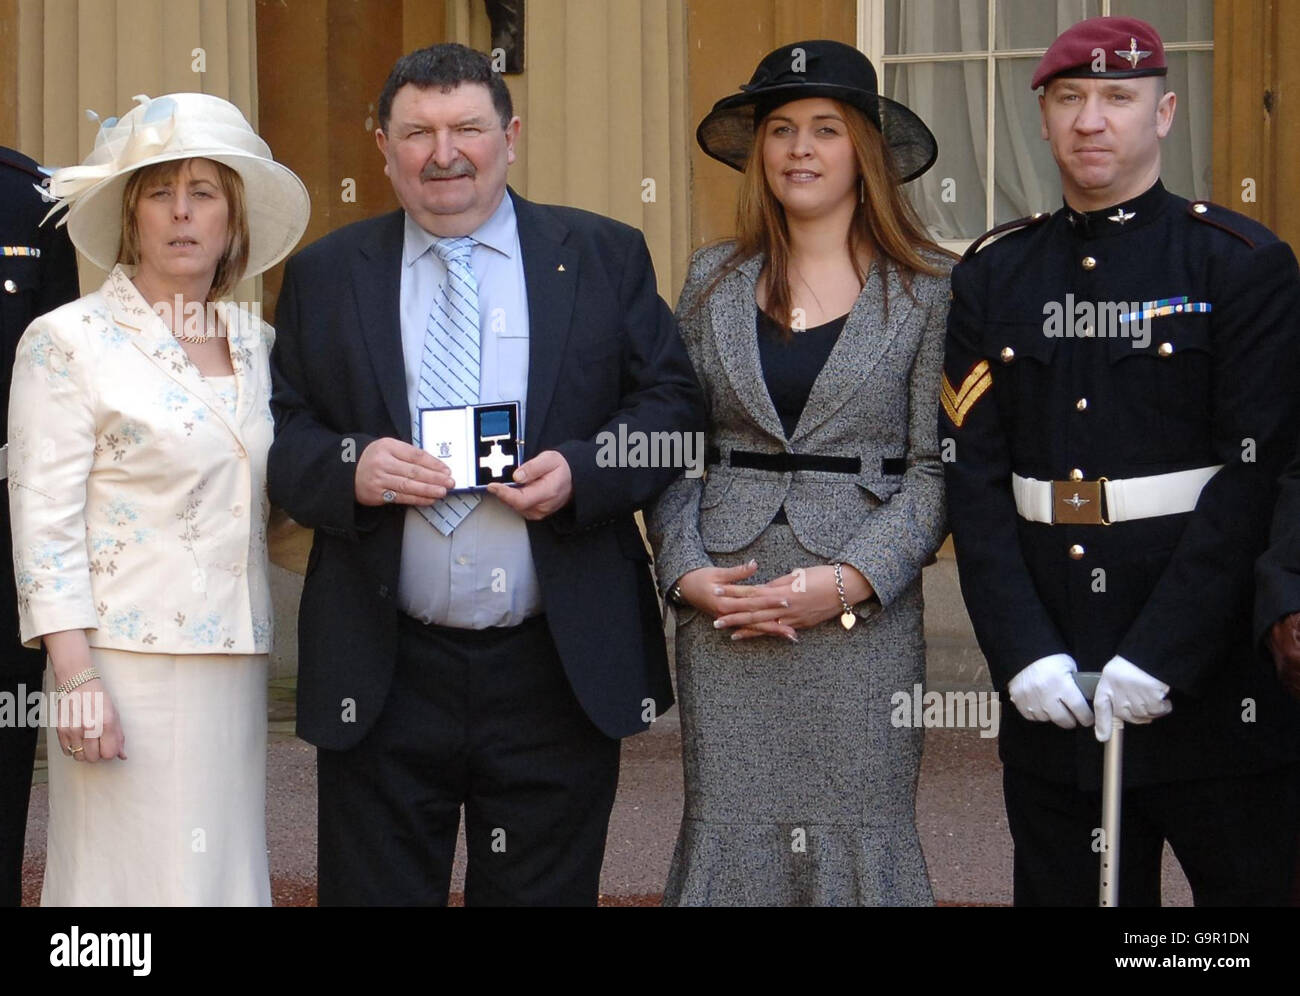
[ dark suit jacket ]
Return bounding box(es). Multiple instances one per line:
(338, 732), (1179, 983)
(1255, 436), (1300, 715)
(267, 188), (704, 749)
(1256, 442), (1300, 645)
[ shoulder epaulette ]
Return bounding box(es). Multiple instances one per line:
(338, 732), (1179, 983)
(961, 211), (1051, 262)
(1187, 201), (1256, 249)
(0, 146), (46, 181)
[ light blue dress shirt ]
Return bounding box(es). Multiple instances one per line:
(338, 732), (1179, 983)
(396, 193), (542, 627)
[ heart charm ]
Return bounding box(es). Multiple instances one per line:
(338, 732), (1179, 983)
(840, 611), (856, 630)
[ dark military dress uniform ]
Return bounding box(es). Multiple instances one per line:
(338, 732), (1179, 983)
(0, 146), (79, 906)
(943, 180), (1300, 905)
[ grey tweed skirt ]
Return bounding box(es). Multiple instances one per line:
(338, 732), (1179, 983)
(665, 522), (933, 906)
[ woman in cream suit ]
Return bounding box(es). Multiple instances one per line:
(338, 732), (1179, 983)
(8, 93), (308, 905)
(648, 41), (953, 905)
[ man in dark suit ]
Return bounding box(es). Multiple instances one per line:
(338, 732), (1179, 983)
(0, 146), (79, 906)
(268, 44), (703, 905)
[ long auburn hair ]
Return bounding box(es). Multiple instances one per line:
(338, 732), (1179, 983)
(696, 99), (953, 340)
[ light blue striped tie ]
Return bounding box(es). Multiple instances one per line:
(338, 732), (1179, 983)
(416, 236), (481, 534)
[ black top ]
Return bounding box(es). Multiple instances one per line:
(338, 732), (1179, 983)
(756, 307), (848, 438)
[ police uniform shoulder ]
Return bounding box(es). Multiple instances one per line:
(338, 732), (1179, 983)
(961, 211), (1052, 263)
(1184, 199), (1276, 250)
(0, 146), (46, 182)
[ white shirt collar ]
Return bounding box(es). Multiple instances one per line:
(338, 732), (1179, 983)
(402, 189), (517, 267)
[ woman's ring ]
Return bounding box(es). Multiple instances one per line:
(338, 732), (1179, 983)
(382, 489), (397, 504)
(68, 744), (85, 755)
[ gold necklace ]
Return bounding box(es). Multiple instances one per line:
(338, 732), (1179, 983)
(131, 276), (215, 343)
(172, 311), (223, 344)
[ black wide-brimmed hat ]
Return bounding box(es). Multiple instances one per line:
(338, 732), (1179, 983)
(696, 40), (938, 183)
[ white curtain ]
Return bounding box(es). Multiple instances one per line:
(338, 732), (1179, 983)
(885, 0), (1213, 239)
(886, 1), (993, 239)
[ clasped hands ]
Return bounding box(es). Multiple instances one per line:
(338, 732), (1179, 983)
(1008, 652), (1173, 742)
(355, 437), (573, 520)
(676, 561), (873, 642)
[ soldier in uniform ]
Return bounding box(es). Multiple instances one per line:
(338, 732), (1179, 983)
(0, 145), (79, 905)
(943, 16), (1300, 905)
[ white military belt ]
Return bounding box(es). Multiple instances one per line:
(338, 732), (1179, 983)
(1012, 465), (1223, 525)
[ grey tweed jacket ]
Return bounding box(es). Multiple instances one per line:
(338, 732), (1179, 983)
(648, 242), (952, 622)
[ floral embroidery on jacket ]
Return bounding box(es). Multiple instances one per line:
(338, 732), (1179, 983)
(101, 603), (158, 644)
(23, 328), (74, 380)
(96, 421), (147, 461)
(252, 615), (271, 647)
(14, 562), (41, 613)
(178, 478), (209, 551)
(159, 384), (205, 435)
(103, 499), (141, 528)
(181, 611), (224, 647)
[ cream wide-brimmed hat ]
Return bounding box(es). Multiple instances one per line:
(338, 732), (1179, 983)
(44, 92), (309, 278)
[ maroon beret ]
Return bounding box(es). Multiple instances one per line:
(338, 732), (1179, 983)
(1030, 16), (1167, 90)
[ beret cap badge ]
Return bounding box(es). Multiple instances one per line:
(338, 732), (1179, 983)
(1116, 37), (1153, 70)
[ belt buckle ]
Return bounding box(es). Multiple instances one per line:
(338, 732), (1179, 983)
(1051, 479), (1107, 525)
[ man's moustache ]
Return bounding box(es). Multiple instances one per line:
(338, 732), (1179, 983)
(421, 165), (476, 180)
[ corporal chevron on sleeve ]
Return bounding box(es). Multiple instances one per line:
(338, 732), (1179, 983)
(941, 358), (992, 428)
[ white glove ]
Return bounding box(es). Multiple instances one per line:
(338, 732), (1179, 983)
(1007, 653), (1095, 728)
(1094, 655), (1172, 742)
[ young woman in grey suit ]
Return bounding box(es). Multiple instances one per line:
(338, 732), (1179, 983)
(648, 40), (953, 905)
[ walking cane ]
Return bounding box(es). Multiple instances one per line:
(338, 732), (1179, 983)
(1073, 672), (1123, 907)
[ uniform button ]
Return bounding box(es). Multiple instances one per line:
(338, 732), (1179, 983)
(232, 503), (244, 517)
(1000, 346), (1015, 363)
(1069, 544), (1086, 560)
(1158, 341), (1173, 357)
(1069, 468), (1084, 481)
(231, 564), (243, 577)
(1075, 398), (1088, 411)
(456, 555), (469, 566)
(3, 279), (16, 294)
(1080, 324), (1095, 338)
(378, 584), (389, 598)
(1081, 256), (1097, 270)
(1193, 203), (1208, 214)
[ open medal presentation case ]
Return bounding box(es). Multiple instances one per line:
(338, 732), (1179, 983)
(418, 401), (524, 492)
